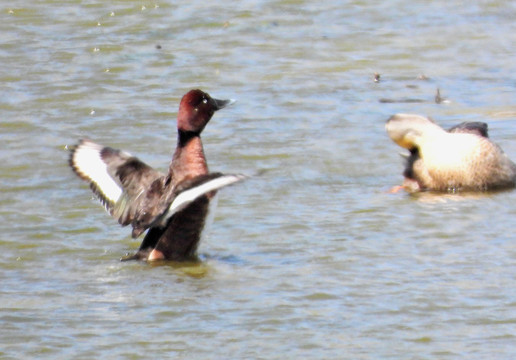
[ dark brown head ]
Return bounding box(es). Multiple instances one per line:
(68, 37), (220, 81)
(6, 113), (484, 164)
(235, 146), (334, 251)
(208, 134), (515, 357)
(177, 89), (234, 134)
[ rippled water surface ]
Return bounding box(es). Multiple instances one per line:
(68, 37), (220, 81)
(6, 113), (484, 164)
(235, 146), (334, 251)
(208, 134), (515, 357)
(2, 0), (516, 359)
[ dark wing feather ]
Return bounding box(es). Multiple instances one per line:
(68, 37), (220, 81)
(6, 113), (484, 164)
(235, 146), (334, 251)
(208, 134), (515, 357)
(158, 173), (248, 226)
(129, 172), (248, 237)
(69, 139), (165, 228)
(448, 122), (489, 138)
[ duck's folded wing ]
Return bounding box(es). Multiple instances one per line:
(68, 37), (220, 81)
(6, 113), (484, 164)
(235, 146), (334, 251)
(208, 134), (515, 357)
(448, 122), (489, 138)
(69, 139), (164, 226)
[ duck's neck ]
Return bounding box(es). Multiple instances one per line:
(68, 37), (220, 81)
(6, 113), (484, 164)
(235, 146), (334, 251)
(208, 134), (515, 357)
(178, 129), (200, 147)
(170, 130), (208, 182)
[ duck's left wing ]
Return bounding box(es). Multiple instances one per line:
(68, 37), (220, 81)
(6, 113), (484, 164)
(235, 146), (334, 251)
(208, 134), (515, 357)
(158, 173), (247, 226)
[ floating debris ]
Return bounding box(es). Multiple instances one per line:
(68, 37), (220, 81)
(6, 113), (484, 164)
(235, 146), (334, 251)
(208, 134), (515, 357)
(379, 98), (425, 104)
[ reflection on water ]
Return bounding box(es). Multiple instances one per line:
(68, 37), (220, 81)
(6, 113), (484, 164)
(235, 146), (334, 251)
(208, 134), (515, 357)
(409, 188), (514, 204)
(1, 0), (516, 359)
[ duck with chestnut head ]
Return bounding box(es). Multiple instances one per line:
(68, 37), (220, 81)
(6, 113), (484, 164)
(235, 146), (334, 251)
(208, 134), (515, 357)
(69, 89), (246, 261)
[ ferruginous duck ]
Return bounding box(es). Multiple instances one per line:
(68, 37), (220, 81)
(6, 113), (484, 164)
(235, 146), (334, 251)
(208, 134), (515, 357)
(69, 89), (246, 261)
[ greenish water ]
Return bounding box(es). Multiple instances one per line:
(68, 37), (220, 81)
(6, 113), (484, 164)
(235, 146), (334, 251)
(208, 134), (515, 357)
(1, 1), (516, 359)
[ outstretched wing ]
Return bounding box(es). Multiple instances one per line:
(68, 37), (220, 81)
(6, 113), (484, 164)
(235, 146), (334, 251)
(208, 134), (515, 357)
(69, 139), (165, 227)
(128, 172), (248, 238)
(159, 173), (247, 226)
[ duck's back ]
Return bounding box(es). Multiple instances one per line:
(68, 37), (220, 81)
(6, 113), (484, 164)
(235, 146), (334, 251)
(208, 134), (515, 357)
(417, 132), (516, 191)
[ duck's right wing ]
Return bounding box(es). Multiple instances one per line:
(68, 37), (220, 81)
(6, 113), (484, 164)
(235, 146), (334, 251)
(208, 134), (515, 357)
(69, 139), (165, 227)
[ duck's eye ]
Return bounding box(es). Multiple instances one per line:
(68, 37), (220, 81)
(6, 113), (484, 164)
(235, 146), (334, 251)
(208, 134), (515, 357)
(202, 97), (208, 104)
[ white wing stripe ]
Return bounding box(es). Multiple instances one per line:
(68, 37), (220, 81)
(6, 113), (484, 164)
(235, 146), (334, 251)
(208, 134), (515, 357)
(72, 142), (123, 204)
(162, 174), (246, 223)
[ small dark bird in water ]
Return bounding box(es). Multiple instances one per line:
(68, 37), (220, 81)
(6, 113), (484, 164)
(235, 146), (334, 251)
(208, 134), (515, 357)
(435, 88), (449, 104)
